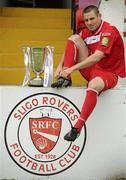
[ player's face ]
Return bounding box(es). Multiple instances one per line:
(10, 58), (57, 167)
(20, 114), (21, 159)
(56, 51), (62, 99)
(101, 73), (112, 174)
(83, 10), (101, 31)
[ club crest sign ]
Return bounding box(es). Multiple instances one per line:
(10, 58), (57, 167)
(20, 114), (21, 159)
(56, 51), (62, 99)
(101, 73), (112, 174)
(29, 117), (62, 154)
(5, 93), (86, 176)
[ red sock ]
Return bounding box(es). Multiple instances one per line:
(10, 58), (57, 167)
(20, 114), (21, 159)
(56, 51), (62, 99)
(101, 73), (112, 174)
(74, 89), (98, 132)
(63, 40), (78, 68)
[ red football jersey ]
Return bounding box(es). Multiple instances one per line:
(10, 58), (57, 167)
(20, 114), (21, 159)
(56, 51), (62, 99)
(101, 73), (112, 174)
(80, 21), (126, 77)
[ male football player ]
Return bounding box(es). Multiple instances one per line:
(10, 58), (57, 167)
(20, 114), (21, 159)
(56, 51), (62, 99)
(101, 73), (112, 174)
(51, 5), (126, 141)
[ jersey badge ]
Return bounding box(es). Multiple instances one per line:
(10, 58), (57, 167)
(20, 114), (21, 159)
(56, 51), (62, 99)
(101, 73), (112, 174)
(101, 37), (109, 46)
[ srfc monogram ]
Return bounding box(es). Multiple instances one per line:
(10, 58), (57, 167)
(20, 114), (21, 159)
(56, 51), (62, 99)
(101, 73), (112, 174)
(29, 117), (62, 154)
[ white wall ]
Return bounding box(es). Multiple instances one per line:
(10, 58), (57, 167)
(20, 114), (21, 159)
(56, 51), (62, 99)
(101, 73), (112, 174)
(0, 86), (126, 180)
(99, 0), (124, 34)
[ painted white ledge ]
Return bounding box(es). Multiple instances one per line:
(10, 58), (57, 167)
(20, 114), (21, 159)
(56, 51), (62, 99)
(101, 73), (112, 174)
(0, 86), (126, 180)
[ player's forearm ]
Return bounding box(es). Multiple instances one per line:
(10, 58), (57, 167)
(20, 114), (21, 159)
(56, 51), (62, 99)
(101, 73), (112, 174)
(71, 51), (104, 72)
(58, 54), (64, 67)
(72, 56), (96, 71)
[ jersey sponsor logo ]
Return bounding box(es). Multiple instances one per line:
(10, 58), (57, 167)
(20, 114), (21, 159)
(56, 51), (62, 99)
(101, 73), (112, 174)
(5, 93), (86, 176)
(84, 33), (101, 44)
(101, 37), (109, 46)
(102, 32), (111, 36)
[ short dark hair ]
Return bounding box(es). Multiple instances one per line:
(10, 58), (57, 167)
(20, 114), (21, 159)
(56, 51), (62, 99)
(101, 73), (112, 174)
(83, 5), (99, 15)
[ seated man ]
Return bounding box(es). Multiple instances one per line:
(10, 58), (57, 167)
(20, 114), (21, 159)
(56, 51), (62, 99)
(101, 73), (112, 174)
(51, 5), (126, 141)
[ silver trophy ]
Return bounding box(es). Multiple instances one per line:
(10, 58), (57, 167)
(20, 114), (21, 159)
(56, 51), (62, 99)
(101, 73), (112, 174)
(29, 47), (46, 86)
(22, 46), (54, 87)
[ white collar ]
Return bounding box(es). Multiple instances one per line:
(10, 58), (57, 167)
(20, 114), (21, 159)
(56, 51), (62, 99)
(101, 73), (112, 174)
(94, 21), (104, 35)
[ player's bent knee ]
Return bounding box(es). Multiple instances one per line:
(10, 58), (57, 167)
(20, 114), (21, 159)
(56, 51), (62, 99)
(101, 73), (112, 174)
(88, 77), (105, 92)
(68, 34), (81, 43)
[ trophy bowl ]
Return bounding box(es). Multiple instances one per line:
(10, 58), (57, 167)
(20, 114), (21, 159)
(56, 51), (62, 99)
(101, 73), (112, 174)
(29, 47), (46, 87)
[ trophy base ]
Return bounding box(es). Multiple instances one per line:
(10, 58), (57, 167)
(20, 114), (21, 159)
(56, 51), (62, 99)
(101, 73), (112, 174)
(29, 78), (43, 87)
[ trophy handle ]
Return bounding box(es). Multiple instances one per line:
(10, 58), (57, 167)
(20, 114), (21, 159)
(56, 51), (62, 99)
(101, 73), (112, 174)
(22, 47), (31, 86)
(43, 46), (54, 87)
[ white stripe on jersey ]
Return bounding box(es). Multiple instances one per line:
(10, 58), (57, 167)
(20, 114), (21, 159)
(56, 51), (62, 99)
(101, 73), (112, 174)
(84, 33), (101, 44)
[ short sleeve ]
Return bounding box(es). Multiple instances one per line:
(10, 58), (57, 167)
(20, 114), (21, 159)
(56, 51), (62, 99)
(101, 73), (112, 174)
(97, 29), (117, 55)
